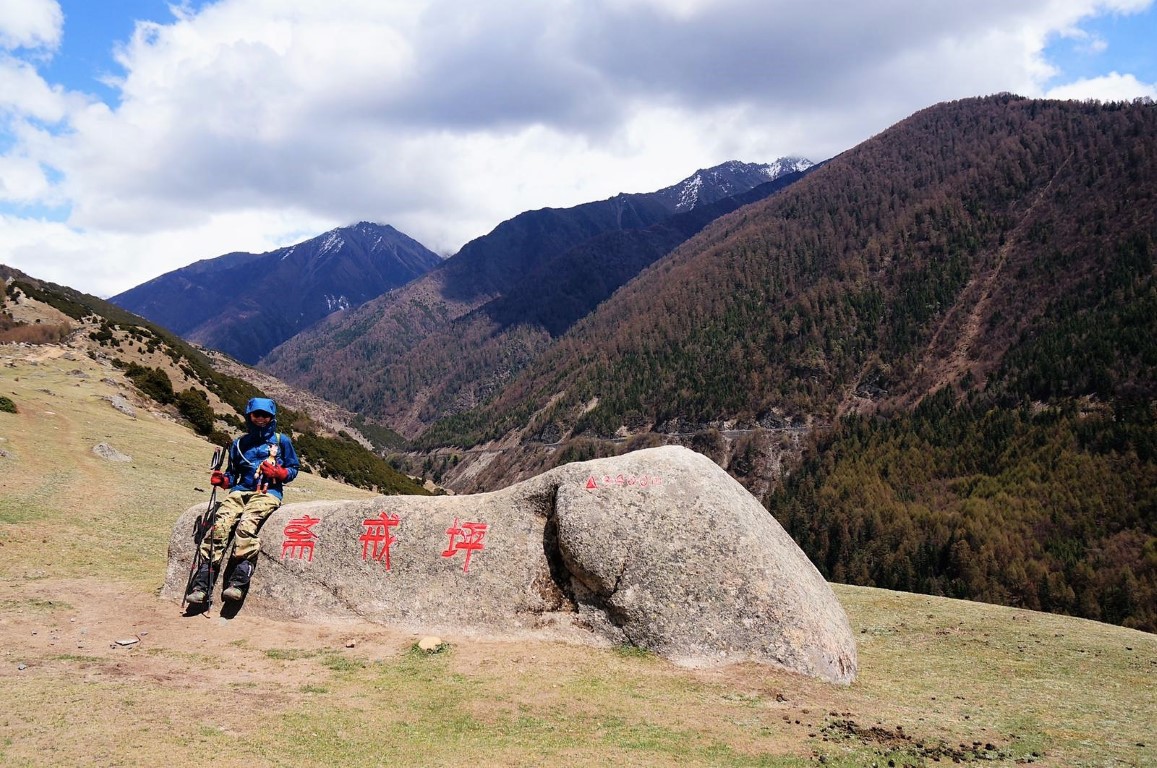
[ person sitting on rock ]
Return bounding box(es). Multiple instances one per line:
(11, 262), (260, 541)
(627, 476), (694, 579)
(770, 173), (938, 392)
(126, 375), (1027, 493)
(186, 397), (299, 604)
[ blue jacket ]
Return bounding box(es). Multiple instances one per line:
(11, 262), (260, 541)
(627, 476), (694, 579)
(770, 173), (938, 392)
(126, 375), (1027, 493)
(224, 402), (299, 500)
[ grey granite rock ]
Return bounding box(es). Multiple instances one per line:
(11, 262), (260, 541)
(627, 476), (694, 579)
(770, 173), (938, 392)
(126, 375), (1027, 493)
(163, 446), (856, 682)
(92, 442), (131, 462)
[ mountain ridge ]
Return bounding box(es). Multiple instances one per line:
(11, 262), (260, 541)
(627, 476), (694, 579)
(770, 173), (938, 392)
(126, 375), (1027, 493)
(111, 221), (442, 364)
(654, 158), (814, 211)
(441, 96), (1156, 444)
(261, 159), (815, 435)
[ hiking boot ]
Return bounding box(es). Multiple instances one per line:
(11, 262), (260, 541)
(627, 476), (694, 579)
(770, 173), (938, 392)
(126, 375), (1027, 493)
(185, 561), (216, 605)
(222, 560), (254, 601)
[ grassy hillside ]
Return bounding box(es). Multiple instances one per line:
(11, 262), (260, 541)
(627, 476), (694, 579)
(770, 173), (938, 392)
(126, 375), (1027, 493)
(0, 343), (379, 584)
(1, 345), (1154, 767)
(2, 267), (428, 496)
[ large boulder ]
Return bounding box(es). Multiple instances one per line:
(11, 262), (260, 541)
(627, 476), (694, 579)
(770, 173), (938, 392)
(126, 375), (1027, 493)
(164, 446), (857, 683)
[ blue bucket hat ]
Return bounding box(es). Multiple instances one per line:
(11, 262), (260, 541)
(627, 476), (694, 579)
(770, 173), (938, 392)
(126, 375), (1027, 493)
(246, 397), (277, 416)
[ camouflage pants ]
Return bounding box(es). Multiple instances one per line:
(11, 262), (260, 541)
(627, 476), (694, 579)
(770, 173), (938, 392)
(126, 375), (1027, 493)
(197, 490), (281, 565)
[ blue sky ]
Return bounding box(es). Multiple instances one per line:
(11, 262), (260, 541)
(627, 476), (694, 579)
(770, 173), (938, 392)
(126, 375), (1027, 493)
(1043, 5), (1157, 84)
(2, 0), (1155, 298)
(42, 1), (176, 98)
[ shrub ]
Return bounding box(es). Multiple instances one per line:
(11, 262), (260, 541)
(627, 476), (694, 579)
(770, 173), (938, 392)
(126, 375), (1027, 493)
(124, 363), (175, 405)
(0, 321), (70, 345)
(293, 431), (429, 495)
(176, 388), (216, 436)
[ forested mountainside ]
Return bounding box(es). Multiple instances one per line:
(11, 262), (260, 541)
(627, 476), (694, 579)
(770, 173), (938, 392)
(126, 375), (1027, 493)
(111, 222), (441, 364)
(261, 162), (810, 435)
(430, 96), (1155, 444)
(419, 95), (1156, 630)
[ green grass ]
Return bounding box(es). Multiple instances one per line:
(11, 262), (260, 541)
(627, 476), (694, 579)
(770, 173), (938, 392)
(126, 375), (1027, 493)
(320, 653), (366, 673)
(612, 643), (657, 660)
(0, 598), (69, 613)
(3, 585), (1154, 767)
(265, 670), (801, 768)
(221, 614), (1154, 767)
(263, 648), (322, 661)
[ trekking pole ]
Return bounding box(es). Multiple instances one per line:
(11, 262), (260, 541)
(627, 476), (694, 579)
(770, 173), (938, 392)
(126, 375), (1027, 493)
(182, 446), (225, 612)
(181, 487), (215, 611)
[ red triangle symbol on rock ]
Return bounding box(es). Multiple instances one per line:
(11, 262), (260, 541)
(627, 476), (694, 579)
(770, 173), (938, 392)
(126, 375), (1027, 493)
(585, 476), (598, 490)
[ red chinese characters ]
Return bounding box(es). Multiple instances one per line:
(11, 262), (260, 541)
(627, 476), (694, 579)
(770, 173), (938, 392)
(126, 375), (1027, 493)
(278, 512), (491, 572)
(281, 514), (321, 561)
(359, 512), (400, 569)
(584, 474), (664, 490)
(441, 518), (488, 572)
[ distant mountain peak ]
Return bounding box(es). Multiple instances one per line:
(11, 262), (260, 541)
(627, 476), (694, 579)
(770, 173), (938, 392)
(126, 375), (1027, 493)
(294, 221), (402, 256)
(111, 221), (442, 364)
(657, 158), (814, 212)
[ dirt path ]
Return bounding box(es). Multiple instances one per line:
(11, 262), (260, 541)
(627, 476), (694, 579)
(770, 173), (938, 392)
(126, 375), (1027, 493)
(1, 576), (415, 686)
(0, 576), (432, 765)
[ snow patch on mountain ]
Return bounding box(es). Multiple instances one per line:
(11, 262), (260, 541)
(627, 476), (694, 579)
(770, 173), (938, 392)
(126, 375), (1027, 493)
(318, 232), (344, 257)
(324, 294), (351, 312)
(662, 158), (814, 212)
(677, 175), (704, 210)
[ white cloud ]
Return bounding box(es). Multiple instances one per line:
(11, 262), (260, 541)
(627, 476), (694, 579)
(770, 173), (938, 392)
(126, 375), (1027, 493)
(0, 53), (74, 123)
(0, 154), (54, 203)
(0, 3), (78, 216)
(0, 207), (335, 297)
(0, 0), (1154, 297)
(0, 0), (61, 52)
(1081, 34), (1111, 55)
(1046, 71), (1157, 100)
